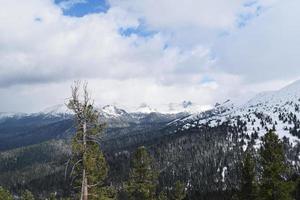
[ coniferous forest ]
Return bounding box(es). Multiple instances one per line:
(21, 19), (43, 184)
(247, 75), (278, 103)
(0, 83), (300, 200)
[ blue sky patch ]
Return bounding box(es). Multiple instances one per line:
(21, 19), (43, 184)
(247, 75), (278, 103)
(55, 0), (110, 17)
(200, 75), (215, 84)
(243, 0), (258, 7)
(237, 3), (265, 28)
(119, 22), (157, 38)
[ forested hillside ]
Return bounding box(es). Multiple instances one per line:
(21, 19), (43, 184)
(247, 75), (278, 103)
(1, 81), (300, 199)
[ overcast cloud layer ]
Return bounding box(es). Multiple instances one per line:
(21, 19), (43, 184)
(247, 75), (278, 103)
(0, 0), (299, 112)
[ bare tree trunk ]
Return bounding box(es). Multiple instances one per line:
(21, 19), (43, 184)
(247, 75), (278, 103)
(81, 121), (88, 200)
(81, 169), (88, 200)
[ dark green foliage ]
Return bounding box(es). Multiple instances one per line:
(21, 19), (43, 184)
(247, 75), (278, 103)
(21, 190), (35, 200)
(0, 115), (73, 151)
(49, 193), (57, 200)
(259, 131), (293, 200)
(171, 181), (186, 200)
(125, 146), (158, 200)
(239, 149), (258, 200)
(0, 140), (70, 197)
(158, 191), (168, 200)
(0, 186), (13, 200)
(296, 177), (300, 200)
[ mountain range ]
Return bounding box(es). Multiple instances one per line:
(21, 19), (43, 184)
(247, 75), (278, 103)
(1, 80), (300, 198)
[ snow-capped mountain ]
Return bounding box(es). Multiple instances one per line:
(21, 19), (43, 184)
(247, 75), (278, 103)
(171, 80), (300, 145)
(130, 101), (210, 114)
(134, 103), (157, 113)
(100, 105), (128, 118)
(36, 100), (207, 120)
(41, 104), (73, 117)
(165, 100), (212, 114)
(0, 112), (27, 121)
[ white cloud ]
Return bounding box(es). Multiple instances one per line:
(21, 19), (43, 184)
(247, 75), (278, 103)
(0, 0), (217, 112)
(109, 0), (247, 29)
(214, 0), (300, 82)
(0, 0), (298, 112)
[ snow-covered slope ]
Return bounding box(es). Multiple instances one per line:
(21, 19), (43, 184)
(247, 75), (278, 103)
(0, 112), (27, 121)
(41, 104), (73, 117)
(165, 101), (212, 114)
(170, 80), (300, 145)
(134, 103), (157, 114)
(100, 105), (128, 118)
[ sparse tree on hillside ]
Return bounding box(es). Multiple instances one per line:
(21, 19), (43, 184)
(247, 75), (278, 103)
(171, 181), (186, 200)
(158, 191), (168, 200)
(259, 131), (293, 200)
(21, 189), (35, 200)
(67, 81), (112, 200)
(0, 187), (13, 200)
(48, 192), (57, 200)
(125, 146), (158, 200)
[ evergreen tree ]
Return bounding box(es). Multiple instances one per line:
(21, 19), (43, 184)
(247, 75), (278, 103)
(21, 190), (35, 200)
(296, 177), (300, 200)
(259, 131), (293, 200)
(239, 149), (258, 200)
(0, 187), (13, 200)
(67, 81), (112, 200)
(125, 146), (158, 200)
(49, 193), (56, 200)
(158, 191), (168, 200)
(171, 181), (186, 200)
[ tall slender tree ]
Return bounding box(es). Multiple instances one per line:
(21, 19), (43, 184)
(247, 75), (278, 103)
(67, 81), (111, 200)
(239, 148), (258, 200)
(259, 131), (293, 200)
(125, 146), (158, 200)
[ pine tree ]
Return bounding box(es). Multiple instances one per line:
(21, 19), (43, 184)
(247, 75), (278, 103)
(49, 192), (57, 200)
(0, 187), (13, 200)
(125, 146), (158, 200)
(171, 181), (186, 200)
(21, 190), (35, 200)
(296, 177), (300, 200)
(259, 131), (293, 200)
(158, 191), (168, 200)
(239, 149), (258, 200)
(67, 81), (112, 200)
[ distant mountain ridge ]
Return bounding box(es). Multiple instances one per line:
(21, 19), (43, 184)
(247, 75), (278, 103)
(169, 80), (300, 146)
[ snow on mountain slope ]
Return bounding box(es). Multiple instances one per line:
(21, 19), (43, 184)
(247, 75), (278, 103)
(0, 112), (17, 119)
(100, 105), (128, 118)
(0, 112), (27, 121)
(41, 104), (73, 117)
(165, 101), (212, 114)
(171, 81), (300, 145)
(134, 103), (157, 114)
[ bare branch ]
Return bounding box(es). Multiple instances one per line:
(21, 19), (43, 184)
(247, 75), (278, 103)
(70, 159), (83, 177)
(64, 158), (71, 180)
(87, 181), (103, 188)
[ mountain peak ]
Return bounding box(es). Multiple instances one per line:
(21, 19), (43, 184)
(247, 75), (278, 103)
(182, 100), (193, 108)
(135, 103), (157, 114)
(101, 105), (127, 117)
(167, 101), (211, 114)
(41, 104), (73, 116)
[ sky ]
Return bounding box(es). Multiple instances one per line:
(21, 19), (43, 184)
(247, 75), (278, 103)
(0, 0), (300, 113)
